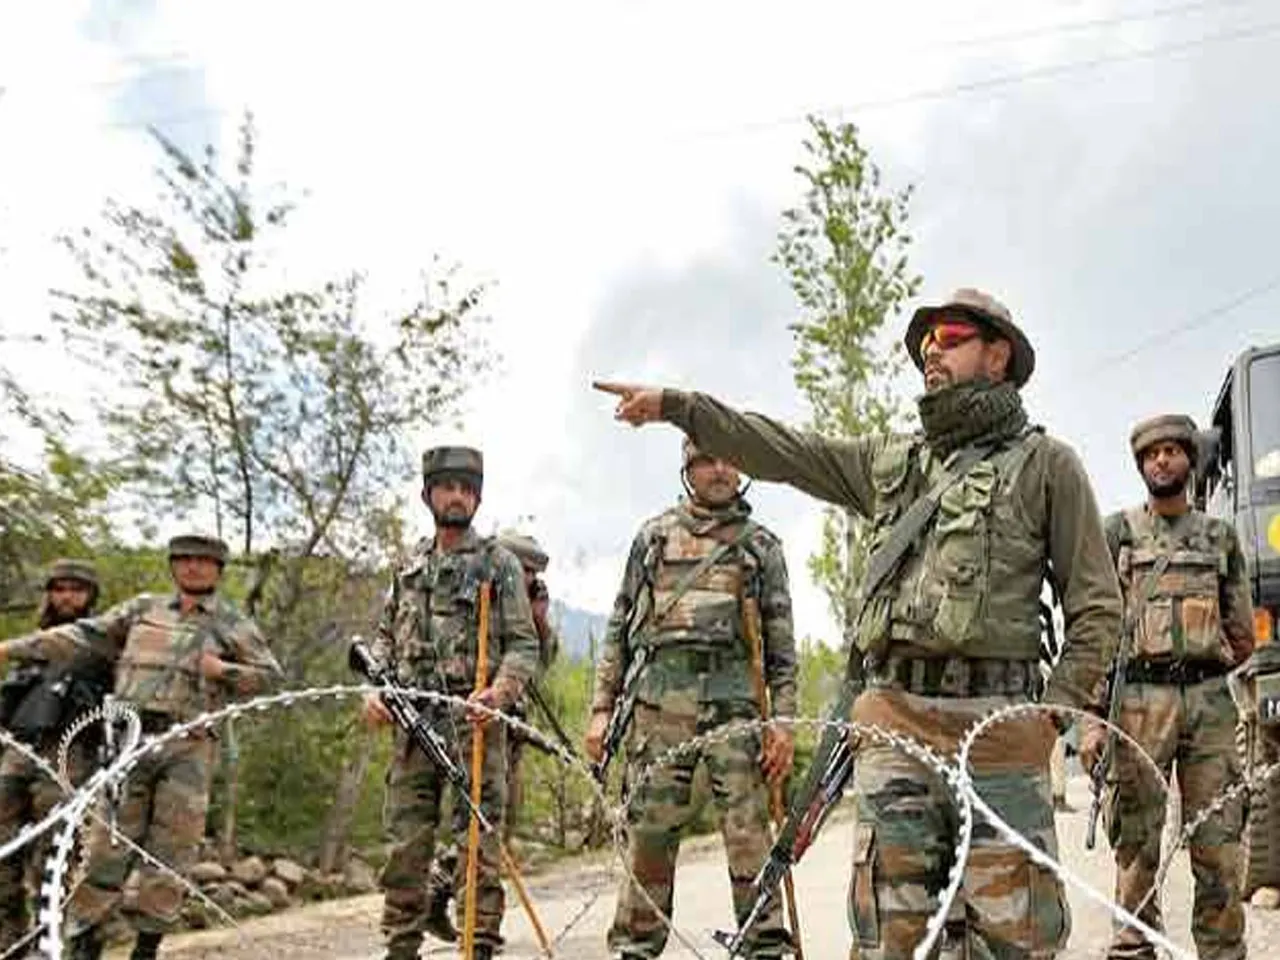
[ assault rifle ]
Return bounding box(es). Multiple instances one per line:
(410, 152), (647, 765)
(1085, 551), (1171, 850)
(590, 641), (654, 784)
(713, 682), (855, 955)
(348, 638), (499, 834)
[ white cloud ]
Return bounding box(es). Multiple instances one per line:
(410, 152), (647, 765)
(4, 1), (1280, 645)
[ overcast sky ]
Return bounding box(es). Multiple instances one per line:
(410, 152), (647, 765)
(2, 1), (1279, 644)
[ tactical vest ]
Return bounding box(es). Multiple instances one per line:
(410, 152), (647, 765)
(394, 540), (501, 694)
(113, 595), (237, 720)
(855, 431), (1046, 661)
(1115, 507), (1228, 663)
(635, 510), (755, 655)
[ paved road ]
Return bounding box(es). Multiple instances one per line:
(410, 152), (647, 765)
(157, 774), (1280, 959)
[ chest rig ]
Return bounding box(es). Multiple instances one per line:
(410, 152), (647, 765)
(1116, 507), (1228, 664)
(393, 540), (498, 692)
(855, 429), (1047, 662)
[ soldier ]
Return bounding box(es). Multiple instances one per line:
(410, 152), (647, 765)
(361, 446), (539, 960)
(583, 436), (797, 960)
(421, 529), (561, 945)
(0, 558), (108, 953)
(595, 286), (1124, 959)
(0, 534), (282, 960)
(1080, 415), (1255, 960)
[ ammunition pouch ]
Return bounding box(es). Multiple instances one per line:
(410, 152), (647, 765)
(1124, 658), (1229, 687)
(868, 655), (1043, 699)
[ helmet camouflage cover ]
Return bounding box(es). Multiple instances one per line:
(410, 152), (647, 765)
(1130, 414), (1198, 469)
(44, 558), (98, 589)
(422, 445), (484, 494)
(167, 533), (229, 564)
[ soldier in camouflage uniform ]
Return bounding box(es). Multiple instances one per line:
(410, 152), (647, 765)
(1079, 415), (1255, 960)
(422, 529), (561, 945)
(596, 286), (1125, 960)
(584, 436), (797, 960)
(0, 534), (282, 960)
(361, 446), (539, 960)
(0, 559), (105, 953)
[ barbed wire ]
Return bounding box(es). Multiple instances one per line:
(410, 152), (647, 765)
(4, 684), (1278, 958)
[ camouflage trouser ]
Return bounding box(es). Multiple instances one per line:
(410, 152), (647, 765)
(1103, 678), (1245, 960)
(608, 694), (787, 959)
(69, 734), (214, 935)
(0, 743), (95, 949)
(380, 719), (508, 952)
(849, 688), (1069, 960)
(425, 725), (525, 908)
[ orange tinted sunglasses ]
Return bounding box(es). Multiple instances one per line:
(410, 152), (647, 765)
(920, 320), (982, 353)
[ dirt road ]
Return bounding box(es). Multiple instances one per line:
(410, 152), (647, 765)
(154, 775), (1280, 959)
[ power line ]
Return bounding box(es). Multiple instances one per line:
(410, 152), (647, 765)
(1061, 274), (1280, 381)
(676, 17), (1280, 143)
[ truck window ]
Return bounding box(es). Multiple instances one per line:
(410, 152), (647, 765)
(1252, 353), (1280, 480)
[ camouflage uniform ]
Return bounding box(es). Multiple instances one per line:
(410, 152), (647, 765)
(594, 484), (798, 959)
(373, 447), (539, 960)
(424, 530), (560, 943)
(0, 535), (281, 959)
(1100, 415), (1256, 960)
(0, 559), (104, 952)
(654, 289), (1124, 959)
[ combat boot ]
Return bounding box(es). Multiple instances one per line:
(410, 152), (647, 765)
(423, 884), (457, 942)
(129, 931), (164, 960)
(472, 944), (494, 960)
(66, 926), (104, 960)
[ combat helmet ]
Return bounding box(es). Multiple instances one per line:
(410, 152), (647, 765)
(422, 446), (484, 495)
(1129, 414), (1198, 470)
(167, 533), (230, 566)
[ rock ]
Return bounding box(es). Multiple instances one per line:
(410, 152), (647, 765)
(271, 857), (307, 888)
(298, 873), (343, 902)
(342, 858), (378, 894)
(260, 877), (292, 909)
(231, 855), (268, 888)
(205, 883), (240, 911)
(1251, 887), (1280, 909)
(243, 891), (275, 916)
(190, 861), (228, 883)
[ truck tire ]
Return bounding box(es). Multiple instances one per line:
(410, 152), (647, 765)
(1238, 720), (1280, 897)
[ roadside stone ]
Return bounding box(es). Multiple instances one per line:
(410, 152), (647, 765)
(1252, 887), (1280, 909)
(231, 855), (268, 888)
(271, 857), (307, 888)
(260, 877), (292, 908)
(190, 861), (228, 883)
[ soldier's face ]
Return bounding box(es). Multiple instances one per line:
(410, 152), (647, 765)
(171, 556), (222, 595)
(1141, 440), (1192, 498)
(46, 580), (92, 619)
(425, 478), (479, 529)
(686, 456), (740, 506)
(921, 315), (1012, 391)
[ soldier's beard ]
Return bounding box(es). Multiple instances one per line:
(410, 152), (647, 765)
(1145, 474), (1188, 499)
(432, 506), (474, 530)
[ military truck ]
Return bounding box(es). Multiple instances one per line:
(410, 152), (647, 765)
(1194, 341), (1280, 896)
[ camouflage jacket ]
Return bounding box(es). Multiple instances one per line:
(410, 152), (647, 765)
(591, 497), (798, 716)
(1105, 504), (1254, 667)
(7, 592), (282, 720)
(661, 389), (1123, 711)
(371, 528), (539, 708)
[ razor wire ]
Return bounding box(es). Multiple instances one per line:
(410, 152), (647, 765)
(2, 685), (1278, 959)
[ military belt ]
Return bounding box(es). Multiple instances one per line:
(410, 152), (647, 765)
(651, 646), (739, 674)
(1124, 659), (1229, 686)
(869, 655), (1042, 699)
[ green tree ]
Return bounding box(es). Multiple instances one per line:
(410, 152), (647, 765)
(50, 111), (494, 863)
(775, 116), (921, 645)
